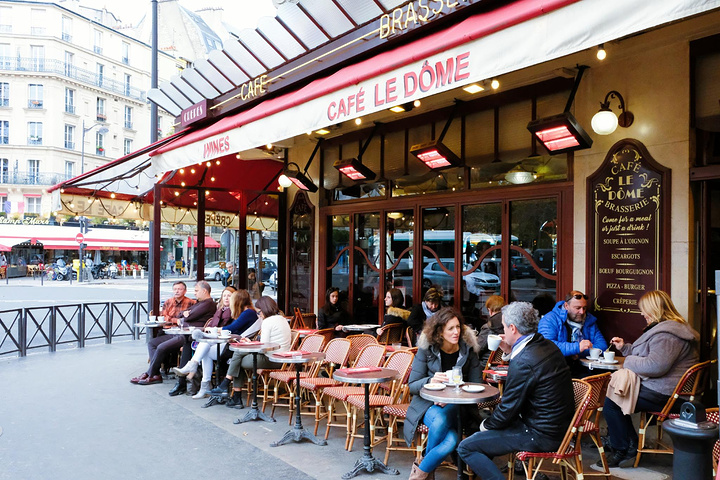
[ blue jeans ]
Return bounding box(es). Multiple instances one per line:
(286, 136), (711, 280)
(603, 385), (669, 451)
(419, 404), (459, 472)
(458, 420), (560, 480)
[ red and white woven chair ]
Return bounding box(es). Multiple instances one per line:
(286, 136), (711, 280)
(345, 349), (415, 451)
(508, 379), (592, 480)
(268, 334), (325, 421)
(577, 372), (611, 478)
(633, 359), (714, 467)
(296, 338), (352, 435)
(346, 334), (379, 364)
(705, 408), (719, 476)
(323, 343), (387, 448)
(382, 387), (429, 465)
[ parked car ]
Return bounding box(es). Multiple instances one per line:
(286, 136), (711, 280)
(422, 259), (500, 296)
(510, 255), (534, 279)
(203, 261), (225, 281)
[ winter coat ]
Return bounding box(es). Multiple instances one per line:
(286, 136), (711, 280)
(381, 306), (410, 329)
(538, 301), (608, 357)
(403, 326), (481, 445)
(621, 319), (699, 396)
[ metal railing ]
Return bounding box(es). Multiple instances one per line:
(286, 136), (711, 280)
(0, 56), (146, 101)
(0, 171), (71, 185)
(0, 301), (148, 357)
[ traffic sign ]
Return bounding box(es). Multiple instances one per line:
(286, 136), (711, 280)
(75, 233), (85, 244)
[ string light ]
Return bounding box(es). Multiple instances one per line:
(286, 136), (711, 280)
(181, 181), (185, 187)
(110, 193), (116, 198)
(179, 168), (185, 174)
(206, 162), (211, 167)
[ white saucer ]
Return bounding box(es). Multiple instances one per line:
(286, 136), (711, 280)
(462, 385), (485, 393)
(424, 383), (446, 390)
(444, 381), (465, 387)
(598, 359), (618, 364)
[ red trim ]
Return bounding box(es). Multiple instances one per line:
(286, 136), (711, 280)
(23, 194), (42, 198)
(154, 0), (577, 155)
(188, 235), (221, 248)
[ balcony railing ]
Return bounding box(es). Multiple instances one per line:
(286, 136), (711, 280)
(124, 121), (133, 129)
(0, 171), (72, 186)
(65, 104), (75, 114)
(0, 25), (11, 33)
(62, 33), (72, 42)
(28, 100), (43, 109)
(93, 46), (103, 54)
(65, 141), (75, 149)
(96, 147), (105, 156)
(27, 137), (42, 145)
(121, 57), (129, 65)
(0, 57), (146, 101)
(96, 113), (107, 122)
(0, 98), (8, 107)
(30, 27), (46, 35)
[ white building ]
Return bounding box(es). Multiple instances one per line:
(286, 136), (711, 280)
(0, 0), (178, 219)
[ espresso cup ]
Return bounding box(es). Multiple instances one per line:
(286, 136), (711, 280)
(487, 334), (502, 351)
(603, 351), (616, 362)
(589, 348), (602, 360)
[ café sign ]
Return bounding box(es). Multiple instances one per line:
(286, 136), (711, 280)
(588, 139), (670, 342)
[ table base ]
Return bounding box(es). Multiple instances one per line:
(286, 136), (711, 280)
(235, 406), (275, 423)
(271, 426), (327, 447)
(341, 453), (399, 479)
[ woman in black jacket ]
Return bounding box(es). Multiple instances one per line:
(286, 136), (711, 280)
(317, 287), (350, 331)
(404, 307), (481, 479)
(376, 288), (410, 336)
(406, 288), (443, 345)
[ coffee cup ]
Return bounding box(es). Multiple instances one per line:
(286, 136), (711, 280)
(589, 348), (602, 360)
(487, 334), (502, 351)
(603, 351), (616, 362)
(445, 370), (454, 382)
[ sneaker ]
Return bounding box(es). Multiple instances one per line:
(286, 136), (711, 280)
(600, 449), (636, 468)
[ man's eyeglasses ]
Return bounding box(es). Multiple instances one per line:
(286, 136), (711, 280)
(571, 294), (588, 300)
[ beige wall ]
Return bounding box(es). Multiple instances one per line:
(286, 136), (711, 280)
(574, 36), (693, 320)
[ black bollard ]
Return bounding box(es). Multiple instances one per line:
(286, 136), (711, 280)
(662, 401), (718, 480)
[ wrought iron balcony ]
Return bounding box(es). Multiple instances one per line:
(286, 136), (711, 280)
(28, 100), (43, 109)
(0, 171), (70, 185)
(0, 57), (146, 101)
(65, 104), (76, 114)
(27, 137), (43, 145)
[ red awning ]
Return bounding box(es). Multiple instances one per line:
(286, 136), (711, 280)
(188, 235), (221, 248)
(0, 243), (11, 252)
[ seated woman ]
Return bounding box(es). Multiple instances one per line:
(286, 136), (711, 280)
(213, 296), (291, 408)
(317, 287), (350, 332)
(376, 288), (410, 337)
(601, 290), (700, 468)
(404, 307), (482, 479)
(476, 295), (505, 367)
(406, 288), (443, 346)
(172, 286), (236, 398)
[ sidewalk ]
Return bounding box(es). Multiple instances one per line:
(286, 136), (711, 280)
(0, 340), (672, 480)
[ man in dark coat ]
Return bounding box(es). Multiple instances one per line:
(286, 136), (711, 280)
(457, 302), (574, 480)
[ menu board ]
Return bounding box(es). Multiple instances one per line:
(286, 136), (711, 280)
(588, 139), (670, 342)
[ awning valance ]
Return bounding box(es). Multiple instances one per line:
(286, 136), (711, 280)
(189, 235), (220, 248)
(0, 225), (149, 251)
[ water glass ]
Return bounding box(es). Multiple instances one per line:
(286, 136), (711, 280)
(452, 367), (463, 389)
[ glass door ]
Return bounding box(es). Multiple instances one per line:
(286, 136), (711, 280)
(421, 206), (456, 306)
(385, 209), (415, 308)
(353, 212), (381, 324)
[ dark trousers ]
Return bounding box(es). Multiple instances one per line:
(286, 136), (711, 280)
(458, 421), (561, 480)
(604, 384), (670, 451)
(146, 334), (184, 376)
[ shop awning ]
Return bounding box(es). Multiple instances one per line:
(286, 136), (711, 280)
(0, 225), (149, 251)
(150, 0), (720, 174)
(0, 243), (11, 252)
(188, 235), (221, 248)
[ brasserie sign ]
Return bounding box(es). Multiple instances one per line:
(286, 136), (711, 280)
(588, 139), (670, 341)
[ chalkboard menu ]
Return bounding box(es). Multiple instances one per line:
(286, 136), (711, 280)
(588, 139), (670, 342)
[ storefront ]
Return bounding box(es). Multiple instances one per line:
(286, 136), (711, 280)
(55, 0), (720, 360)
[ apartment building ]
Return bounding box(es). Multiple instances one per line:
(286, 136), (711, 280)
(0, 0), (177, 220)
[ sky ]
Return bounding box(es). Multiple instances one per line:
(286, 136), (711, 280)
(96, 0), (277, 30)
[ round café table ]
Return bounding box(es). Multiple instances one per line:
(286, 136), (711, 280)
(333, 367), (400, 479)
(420, 382), (501, 480)
(230, 342), (280, 423)
(342, 324), (379, 333)
(267, 351), (327, 446)
(580, 356), (625, 371)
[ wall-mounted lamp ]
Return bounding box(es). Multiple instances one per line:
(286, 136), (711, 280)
(596, 44), (606, 61)
(591, 90), (634, 135)
(334, 157), (376, 181)
(527, 66), (593, 154)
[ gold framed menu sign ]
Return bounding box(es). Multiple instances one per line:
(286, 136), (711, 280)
(587, 139), (671, 342)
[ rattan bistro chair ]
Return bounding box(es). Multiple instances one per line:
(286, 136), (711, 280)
(578, 372), (612, 478)
(508, 379), (592, 480)
(633, 359), (714, 467)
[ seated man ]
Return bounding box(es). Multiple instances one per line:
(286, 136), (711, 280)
(538, 290), (608, 376)
(130, 281), (194, 385)
(458, 302), (574, 480)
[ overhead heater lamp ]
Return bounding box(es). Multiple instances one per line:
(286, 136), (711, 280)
(410, 140), (461, 169)
(283, 169), (318, 192)
(333, 157), (376, 181)
(527, 112), (593, 154)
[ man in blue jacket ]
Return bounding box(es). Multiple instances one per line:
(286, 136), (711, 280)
(538, 290), (608, 376)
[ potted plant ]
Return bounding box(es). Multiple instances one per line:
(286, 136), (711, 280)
(97, 146), (104, 154)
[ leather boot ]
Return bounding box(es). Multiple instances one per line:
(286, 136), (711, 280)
(187, 375), (201, 395)
(168, 377), (187, 396)
(408, 461), (431, 480)
(192, 381), (210, 399)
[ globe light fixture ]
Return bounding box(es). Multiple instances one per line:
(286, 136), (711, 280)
(591, 90), (634, 135)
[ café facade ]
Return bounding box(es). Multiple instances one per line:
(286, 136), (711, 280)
(58, 0), (720, 359)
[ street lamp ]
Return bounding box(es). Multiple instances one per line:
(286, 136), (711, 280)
(81, 120), (109, 174)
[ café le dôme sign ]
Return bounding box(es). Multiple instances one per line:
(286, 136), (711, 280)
(179, 0), (480, 128)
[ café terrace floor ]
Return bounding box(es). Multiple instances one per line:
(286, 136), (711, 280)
(1, 340), (673, 480)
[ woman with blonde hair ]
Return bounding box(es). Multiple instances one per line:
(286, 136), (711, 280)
(601, 290), (699, 468)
